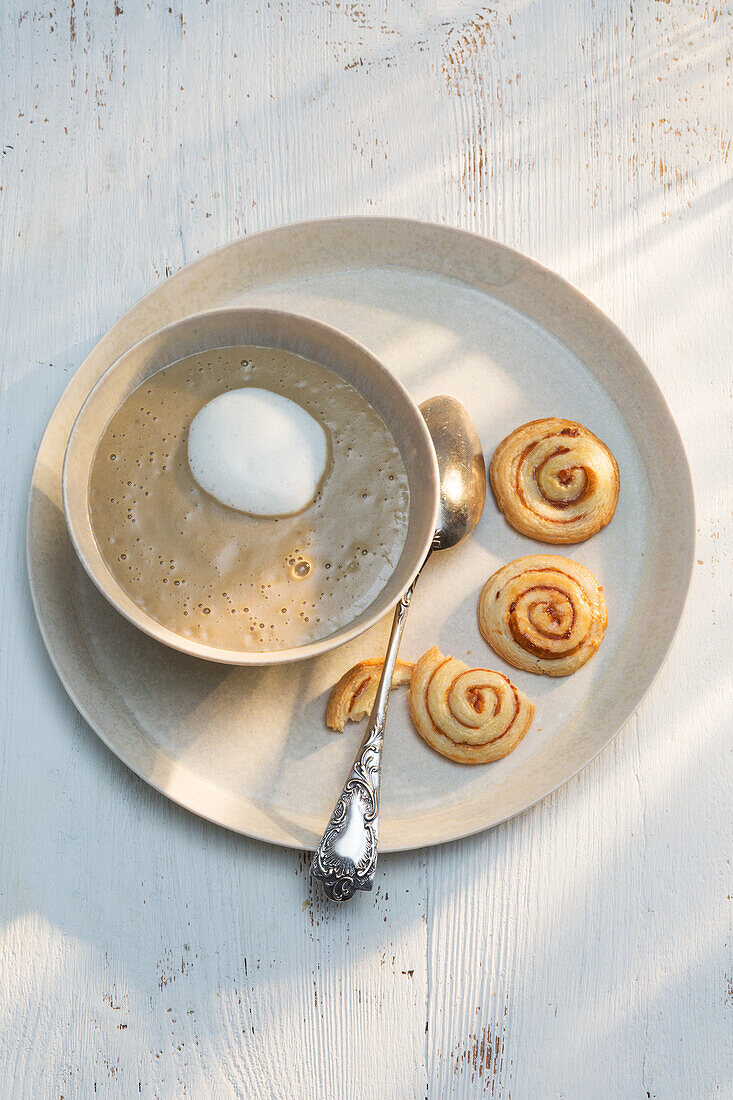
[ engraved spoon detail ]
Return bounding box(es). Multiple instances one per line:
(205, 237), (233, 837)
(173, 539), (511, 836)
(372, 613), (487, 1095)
(310, 396), (486, 901)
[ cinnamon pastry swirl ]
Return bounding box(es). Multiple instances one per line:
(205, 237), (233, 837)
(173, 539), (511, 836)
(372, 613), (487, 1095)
(326, 658), (414, 732)
(478, 555), (607, 676)
(489, 418), (619, 543)
(409, 647), (534, 764)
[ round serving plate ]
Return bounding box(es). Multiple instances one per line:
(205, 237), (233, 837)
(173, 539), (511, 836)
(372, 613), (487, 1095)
(27, 218), (694, 852)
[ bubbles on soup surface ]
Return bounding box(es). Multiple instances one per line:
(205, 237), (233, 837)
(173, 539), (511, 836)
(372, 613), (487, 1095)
(87, 347), (410, 652)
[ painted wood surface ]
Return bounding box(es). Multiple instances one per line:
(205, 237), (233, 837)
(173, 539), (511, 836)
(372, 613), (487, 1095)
(1, 2), (731, 1096)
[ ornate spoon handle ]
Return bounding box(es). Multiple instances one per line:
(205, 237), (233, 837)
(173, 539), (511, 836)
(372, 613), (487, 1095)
(310, 569), (423, 901)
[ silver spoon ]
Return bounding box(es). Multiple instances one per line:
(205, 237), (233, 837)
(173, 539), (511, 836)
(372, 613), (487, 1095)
(311, 396), (486, 901)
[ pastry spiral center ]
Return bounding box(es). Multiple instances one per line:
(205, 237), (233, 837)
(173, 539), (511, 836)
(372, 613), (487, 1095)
(448, 674), (503, 729)
(534, 449), (593, 507)
(509, 581), (592, 659)
(428, 661), (519, 744)
(520, 442), (596, 517)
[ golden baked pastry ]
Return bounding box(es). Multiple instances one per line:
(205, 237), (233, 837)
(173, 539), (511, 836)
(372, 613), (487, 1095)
(326, 658), (414, 732)
(409, 647), (534, 764)
(478, 554), (607, 676)
(489, 417), (619, 543)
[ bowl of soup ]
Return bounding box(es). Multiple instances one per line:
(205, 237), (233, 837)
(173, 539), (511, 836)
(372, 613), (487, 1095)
(62, 308), (440, 665)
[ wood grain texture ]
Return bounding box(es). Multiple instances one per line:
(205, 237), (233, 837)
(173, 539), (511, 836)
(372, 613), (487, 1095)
(1, 1), (730, 1097)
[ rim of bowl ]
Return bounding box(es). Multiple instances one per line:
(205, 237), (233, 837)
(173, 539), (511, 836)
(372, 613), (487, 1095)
(62, 307), (440, 665)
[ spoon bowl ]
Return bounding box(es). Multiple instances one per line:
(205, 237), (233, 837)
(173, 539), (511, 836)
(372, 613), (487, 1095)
(420, 395), (486, 551)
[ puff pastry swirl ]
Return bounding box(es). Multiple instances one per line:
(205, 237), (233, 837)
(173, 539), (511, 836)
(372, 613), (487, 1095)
(409, 647), (534, 764)
(478, 554), (607, 676)
(326, 658), (414, 732)
(489, 418), (619, 543)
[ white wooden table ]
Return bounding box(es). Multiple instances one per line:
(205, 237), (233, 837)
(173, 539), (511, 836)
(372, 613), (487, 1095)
(1, 3), (730, 1096)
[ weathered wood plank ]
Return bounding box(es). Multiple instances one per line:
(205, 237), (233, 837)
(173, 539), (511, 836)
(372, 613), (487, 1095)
(0, 1), (730, 1097)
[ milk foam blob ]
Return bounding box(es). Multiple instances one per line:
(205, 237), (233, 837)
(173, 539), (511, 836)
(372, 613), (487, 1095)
(187, 388), (328, 516)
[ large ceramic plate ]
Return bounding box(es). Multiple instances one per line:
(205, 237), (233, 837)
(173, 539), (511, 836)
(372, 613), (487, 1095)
(27, 218), (694, 852)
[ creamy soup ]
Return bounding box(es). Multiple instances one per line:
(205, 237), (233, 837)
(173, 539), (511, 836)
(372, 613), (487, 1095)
(88, 346), (411, 652)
